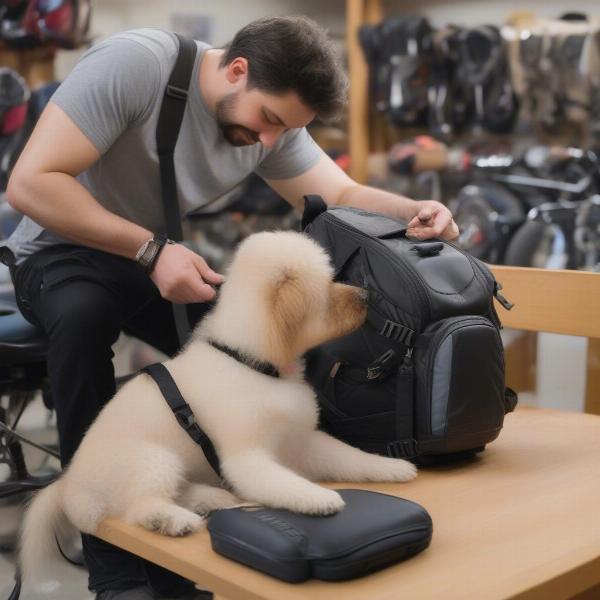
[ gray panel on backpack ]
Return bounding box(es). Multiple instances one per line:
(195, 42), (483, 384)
(431, 336), (452, 436)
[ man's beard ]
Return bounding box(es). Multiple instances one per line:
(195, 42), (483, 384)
(215, 92), (260, 147)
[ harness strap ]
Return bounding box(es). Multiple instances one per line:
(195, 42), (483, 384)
(142, 363), (222, 478)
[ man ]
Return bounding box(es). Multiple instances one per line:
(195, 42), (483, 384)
(6, 15), (458, 600)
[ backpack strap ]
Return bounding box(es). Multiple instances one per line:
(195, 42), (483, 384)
(504, 386), (518, 413)
(155, 33), (198, 345)
(142, 362), (222, 478)
(301, 194), (328, 230)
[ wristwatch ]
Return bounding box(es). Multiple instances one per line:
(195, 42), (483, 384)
(135, 233), (174, 273)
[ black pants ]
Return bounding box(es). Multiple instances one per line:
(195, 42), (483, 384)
(12, 244), (214, 595)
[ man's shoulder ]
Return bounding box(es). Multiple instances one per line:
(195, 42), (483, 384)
(96, 28), (210, 64)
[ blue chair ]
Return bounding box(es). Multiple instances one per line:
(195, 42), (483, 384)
(0, 288), (58, 500)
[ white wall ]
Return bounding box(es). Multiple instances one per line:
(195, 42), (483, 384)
(92, 0), (346, 45)
(57, 0), (600, 79)
(56, 0), (346, 79)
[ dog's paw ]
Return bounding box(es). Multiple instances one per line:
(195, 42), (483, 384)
(386, 458), (418, 482)
(185, 485), (241, 516)
(141, 505), (205, 536)
(293, 488), (346, 516)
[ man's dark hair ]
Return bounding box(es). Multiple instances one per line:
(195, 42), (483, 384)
(220, 16), (347, 122)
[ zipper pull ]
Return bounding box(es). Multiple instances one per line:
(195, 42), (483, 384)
(494, 281), (514, 311)
(399, 347), (414, 372)
(366, 349), (396, 380)
(329, 362), (342, 378)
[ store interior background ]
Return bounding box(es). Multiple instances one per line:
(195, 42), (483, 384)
(1, 1), (598, 596)
(27, 0), (600, 414)
(54, 0), (595, 414)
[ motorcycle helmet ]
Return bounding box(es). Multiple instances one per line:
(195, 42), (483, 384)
(0, 67), (30, 190)
(451, 180), (525, 263)
(0, 0), (90, 48)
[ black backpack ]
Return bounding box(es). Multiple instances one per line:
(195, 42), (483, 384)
(303, 197), (517, 464)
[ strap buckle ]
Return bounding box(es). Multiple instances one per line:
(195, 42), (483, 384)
(494, 282), (514, 311)
(387, 439), (418, 459)
(366, 349), (396, 380)
(380, 320), (415, 345)
(166, 84), (188, 100)
(174, 405), (196, 430)
(175, 407), (206, 445)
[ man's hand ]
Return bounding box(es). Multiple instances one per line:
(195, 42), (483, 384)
(150, 243), (224, 304)
(405, 200), (459, 241)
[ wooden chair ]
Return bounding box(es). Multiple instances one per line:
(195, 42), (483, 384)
(490, 266), (600, 415)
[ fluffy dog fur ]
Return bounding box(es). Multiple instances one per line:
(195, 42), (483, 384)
(20, 231), (416, 592)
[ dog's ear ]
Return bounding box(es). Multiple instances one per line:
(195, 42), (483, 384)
(269, 269), (308, 361)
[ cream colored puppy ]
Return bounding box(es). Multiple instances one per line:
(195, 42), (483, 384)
(20, 231), (416, 590)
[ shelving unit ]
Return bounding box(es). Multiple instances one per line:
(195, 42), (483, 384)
(344, 0), (600, 415)
(346, 0), (381, 184)
(0, 45), (56, 88)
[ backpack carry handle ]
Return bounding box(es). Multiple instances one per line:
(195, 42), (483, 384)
(410, 242), (444, 257)
(301, 195), (328, 230)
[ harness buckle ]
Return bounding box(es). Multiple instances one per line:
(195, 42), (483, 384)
(175, 406), (196, 430)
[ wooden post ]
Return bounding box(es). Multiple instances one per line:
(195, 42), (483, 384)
(585, 338), (600, 415)
(505, 331), (537, 393)
(364, 0), (387, 156)
(0, 45), (56, 88)
(346, 0), (369, 184)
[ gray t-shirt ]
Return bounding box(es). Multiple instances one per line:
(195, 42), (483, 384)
(7, 28), (322, 264)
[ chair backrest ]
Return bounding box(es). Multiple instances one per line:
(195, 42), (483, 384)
(490, 266), (600, 338)
(490, 265), (600, 415)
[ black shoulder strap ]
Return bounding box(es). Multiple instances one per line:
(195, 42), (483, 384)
(156, 33), (197, 240)
(156, 33), (198, 346)
(142, 363), (222, 478)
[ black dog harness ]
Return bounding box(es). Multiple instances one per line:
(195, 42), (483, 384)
(142, 362), (222, 477)
(142, 340), (280, 479)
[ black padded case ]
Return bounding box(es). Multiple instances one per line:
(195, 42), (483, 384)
(207, 489), (432, 582)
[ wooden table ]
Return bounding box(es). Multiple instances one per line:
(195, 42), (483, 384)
(96, 407), (600, 600)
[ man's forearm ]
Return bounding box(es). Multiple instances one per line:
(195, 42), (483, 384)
(336, 183), (419, 222)
(7, 172), (152, 259)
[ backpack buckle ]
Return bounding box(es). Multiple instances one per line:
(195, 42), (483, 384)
(387, 439), (418, 458)
(494, 281), (514, 311)
(380, 320), (415, 345)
